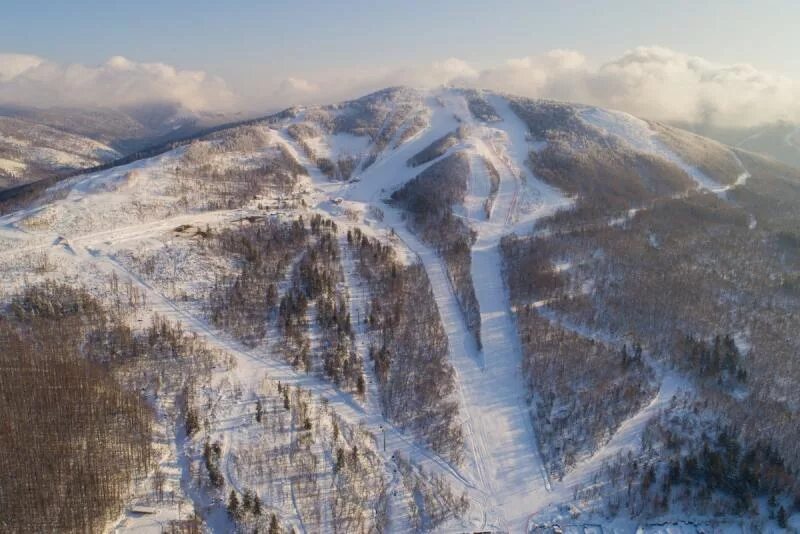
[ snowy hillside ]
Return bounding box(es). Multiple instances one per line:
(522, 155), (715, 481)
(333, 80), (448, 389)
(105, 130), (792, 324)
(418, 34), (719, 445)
(2, 87), (799, 533)
(0, 103), (242, 190)
(0, 115), (120, 188)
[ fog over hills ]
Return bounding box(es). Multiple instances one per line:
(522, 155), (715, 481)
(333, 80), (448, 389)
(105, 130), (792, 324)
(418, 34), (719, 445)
(677, 120), (800, 169)
(0, 101), (244, 189)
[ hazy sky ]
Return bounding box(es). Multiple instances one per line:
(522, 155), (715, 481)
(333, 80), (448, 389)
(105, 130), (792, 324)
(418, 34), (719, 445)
(1, 0), (799, 126)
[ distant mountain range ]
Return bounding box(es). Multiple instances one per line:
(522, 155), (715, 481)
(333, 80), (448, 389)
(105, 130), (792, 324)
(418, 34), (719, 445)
(0, 101), (245, 189)
(675, 120), (800, 169)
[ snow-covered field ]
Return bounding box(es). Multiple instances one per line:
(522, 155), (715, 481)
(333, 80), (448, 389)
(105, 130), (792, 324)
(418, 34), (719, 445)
(0, 88), (769, 533)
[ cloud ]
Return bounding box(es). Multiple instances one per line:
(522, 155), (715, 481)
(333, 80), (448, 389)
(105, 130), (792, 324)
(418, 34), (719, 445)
(0, 54), (236, 112)
(465, 47), (800, 128)
(271, 47), (800, 128)
(1, 48), (798, 128)
(272, 77), (320, 104)
(0, 53), (44, 82)
(585, 46), (800, 127)
(264, 57), (480, 111)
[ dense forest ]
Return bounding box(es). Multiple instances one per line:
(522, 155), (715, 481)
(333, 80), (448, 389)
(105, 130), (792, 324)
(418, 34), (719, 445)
(502, 146), (800, 518)
(348, 228), (465, 463)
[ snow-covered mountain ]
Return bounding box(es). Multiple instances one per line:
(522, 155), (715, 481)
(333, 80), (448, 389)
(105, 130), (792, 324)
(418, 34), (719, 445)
(0, 114), (120, 188)
(0, 103), (242, 189)
(2, 87), (799, 533)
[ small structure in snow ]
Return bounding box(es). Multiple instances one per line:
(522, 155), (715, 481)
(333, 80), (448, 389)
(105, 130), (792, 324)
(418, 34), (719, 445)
(129, 505), (158, 514)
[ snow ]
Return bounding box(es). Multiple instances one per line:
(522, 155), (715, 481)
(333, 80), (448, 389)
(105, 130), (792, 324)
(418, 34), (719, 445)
(31, 145), (102, 168)
(484, 94), (572, 229)
(276, 89), (578, 530)
(0, 122), (119, 184)
(304, 130), (371, 161)
(1, 87), (771, 533)
(0, 132), (30, 147)
(580, 107), (736, 194)
(578, 107), (659, 155)
(0, 157), (26, 175)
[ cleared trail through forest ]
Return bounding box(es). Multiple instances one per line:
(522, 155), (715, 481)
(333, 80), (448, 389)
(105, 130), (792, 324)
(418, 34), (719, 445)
(279, 108), (503, 530)
(293, 91), (566, 530)
(451, 93), (557, 529)
(71, 207), (489, 531)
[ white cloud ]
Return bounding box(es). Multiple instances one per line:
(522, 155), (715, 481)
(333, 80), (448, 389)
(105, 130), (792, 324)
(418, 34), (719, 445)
(273, 47), (800, 128)
(466, 46), (800, 127)
(0, 54), (236, 112)
(431, 57), (478, 81)
(0, 53), (44, 82)
(585, 46), (800, 127)
(1, 48), (798, 128)
(272, 77), (320, 104)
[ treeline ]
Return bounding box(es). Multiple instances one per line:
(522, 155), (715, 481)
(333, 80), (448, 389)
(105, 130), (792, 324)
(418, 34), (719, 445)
(483, 157), (501, 218)
(677, 334), (747, 386)
(332, 87), (426, 160)
(653, 122), (742, 185)
(2, 275), (223, 532)
(406, 127), (465, 167)
(395, 452), (470, 531)
(207, 378), (389, 533)
(508, 96), (697, 215)
(292, 87), (428, 172)
(391, 152), (482, 348)
(503, 150), (800, 522)
(503, 189), (800, 465)
(461, 89), (500, 122)
(287, 122), (358, 181)
(348, 228), (464, 463)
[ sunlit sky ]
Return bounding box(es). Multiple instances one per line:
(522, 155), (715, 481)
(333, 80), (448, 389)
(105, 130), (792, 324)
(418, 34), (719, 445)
(1, 0), (799, 125)
(3, 0), (798, 83)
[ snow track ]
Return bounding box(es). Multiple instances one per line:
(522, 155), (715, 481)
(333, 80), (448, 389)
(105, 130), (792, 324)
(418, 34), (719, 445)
(456, 93), (564, 528)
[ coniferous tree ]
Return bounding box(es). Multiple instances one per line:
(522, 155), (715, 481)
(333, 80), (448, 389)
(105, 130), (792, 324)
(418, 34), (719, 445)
(269, 513), (280, 534)
(334, 447), (345, 474)
(186, 408), (200, 436)
(227, 490), (240, 519)
(242, 489), (253, 513)
(777, 505), (788, 528)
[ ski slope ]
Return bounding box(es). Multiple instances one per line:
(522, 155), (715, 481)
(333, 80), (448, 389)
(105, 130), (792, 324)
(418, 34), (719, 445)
(0, 87), (766, 533)
(279, 89), (573, 530)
